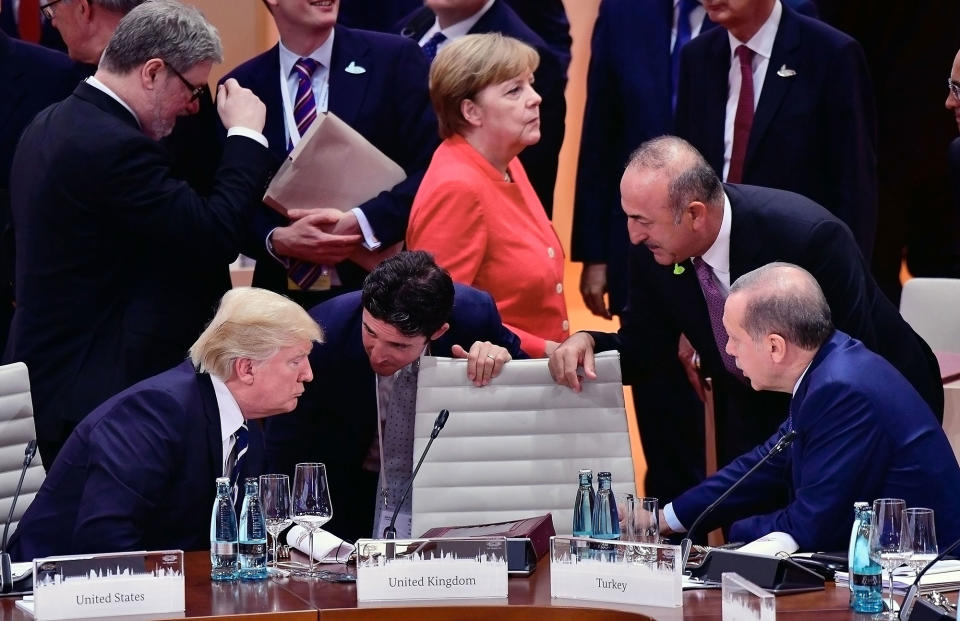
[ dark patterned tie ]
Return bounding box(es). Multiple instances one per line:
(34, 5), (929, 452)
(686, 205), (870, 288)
(671, 0), (698, 110)
(229, 422), (249, 501)
(727, 45), (755, 183)
(421, 31), (447, 61)
(286, 58), (328, 290)
(692, 257), (743, 378)
(380, 361), (420, 537)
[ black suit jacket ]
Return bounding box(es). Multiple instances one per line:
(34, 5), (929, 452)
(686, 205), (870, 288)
(9, 361), (266, 560)
(675, 3), (878, 259)
(5, 81), (275, 466)
(593, 184), (942, 466)
(222, 26), (438, 305)
(396, 0), (567, 217)
(0, 0), (65, 51)
(265, 284), (525, 542)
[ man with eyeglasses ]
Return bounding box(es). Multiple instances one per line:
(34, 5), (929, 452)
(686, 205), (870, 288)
(5, 0), (276, 469)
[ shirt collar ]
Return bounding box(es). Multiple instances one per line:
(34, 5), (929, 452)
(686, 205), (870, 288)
(278, 29), (335, 80)
(85, 76), (141, 128)
(727, 0), (781, 60)
(424, 0), (496, 41)
(211, 374), (245, 445)
(792, 360), (813, 396)
(700, 191), (732, 276)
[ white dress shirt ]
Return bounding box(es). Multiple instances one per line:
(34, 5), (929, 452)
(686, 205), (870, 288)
(211, 374), (245, 477)
(418, 0), (496, 52)
(721, 0), (782, 180)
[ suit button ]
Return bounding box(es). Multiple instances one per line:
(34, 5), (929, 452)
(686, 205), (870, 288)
(555, 283), (563, 294)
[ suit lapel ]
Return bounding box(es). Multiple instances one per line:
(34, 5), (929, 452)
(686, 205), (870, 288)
(398, 7), (434, 41)
(244, 46), (286, 160)
(702, 33), (732, 173)
(745, 5), (800, 171)
(73, 81), (141, 130)
(725, 185), (763, 281)
(328, 27), (371, 129)
(195, 367), (224, 477)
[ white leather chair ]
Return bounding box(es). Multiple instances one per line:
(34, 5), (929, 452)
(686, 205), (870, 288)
(411, 352), (637, 536)
(900, 277), (960, 353)
(0, 362), (44, 542)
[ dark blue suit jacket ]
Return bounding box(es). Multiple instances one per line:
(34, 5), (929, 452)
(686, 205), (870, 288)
(4, 82), (275, 467)
(671, 331), (960, 551)
(221, 26), (438, 300)
(675, 2), (877, 259)
(396, 0), (567, 217)
(592, 184), (942, 467)
(9, 361), (265, 560)
(265, 283), (525, 542)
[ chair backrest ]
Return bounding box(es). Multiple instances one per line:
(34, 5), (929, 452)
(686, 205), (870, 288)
(411, 352), (637, 537)
(900, 277), (960, 353)
(0, 362), (44, 542)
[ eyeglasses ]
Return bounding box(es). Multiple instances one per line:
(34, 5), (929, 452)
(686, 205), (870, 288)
(948, 78), (960, 101)
(164, 60), (207, 103)
(39, 0), (67, 20)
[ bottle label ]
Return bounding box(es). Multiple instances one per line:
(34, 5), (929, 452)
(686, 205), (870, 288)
(211, 541), (237, 555)
(239, 542), (266, 556)
(852, 572), (882, 588)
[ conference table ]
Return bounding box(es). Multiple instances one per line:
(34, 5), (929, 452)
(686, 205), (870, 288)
(0, 551), (865, 620)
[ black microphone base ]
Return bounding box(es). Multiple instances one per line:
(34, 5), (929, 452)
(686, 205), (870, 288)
(904, 597), (956, 621)
(689, 549), (824, 593)
(0, 552), (10, 594)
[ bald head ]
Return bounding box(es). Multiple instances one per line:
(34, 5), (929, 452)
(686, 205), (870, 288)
(626, 136), (723, 223)
(729, 263), (833, 351)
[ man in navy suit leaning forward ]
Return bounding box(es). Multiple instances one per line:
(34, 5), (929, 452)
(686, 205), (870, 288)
(658, 264), (960, 551)
(9, 287), (323, 560)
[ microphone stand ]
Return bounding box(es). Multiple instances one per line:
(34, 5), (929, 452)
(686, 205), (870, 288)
(679, 430), (798, 569)
(1, 440), (38, 594)
(899, 534), (960, 620)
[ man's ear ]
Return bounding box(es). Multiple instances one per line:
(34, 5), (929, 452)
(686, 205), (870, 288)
(141, 58), (165, 91)
(429, 322), (451, 342)
(768, 334), (787, 363)
(233, 357), (256, 385)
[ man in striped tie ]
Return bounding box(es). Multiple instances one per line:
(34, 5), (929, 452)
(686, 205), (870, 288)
(8, 287), (324, 560)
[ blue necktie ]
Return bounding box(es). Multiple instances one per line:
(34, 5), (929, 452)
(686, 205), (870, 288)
(671, 0), (699, 110)
(421, 31), (447, 61)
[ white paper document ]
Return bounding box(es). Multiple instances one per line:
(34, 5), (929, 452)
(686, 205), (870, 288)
(286, 525), (355, 563)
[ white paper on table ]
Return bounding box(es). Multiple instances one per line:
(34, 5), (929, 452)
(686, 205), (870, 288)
(287, 525), (355, 563)
(836, 560), (960, 593)
(737, 531), (799, 557)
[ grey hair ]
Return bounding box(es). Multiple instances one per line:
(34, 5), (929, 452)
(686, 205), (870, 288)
(189, 287), (323, 382)
(626, 135), (723, 223)
(729, 262), (833, 350)
(101, 0), (222, 75)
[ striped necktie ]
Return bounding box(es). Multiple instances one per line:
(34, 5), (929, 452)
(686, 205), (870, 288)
(229, 422), (249, 500)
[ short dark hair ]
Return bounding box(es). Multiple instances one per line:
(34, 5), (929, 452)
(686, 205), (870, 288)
(627, 135), (723, 222)
(361, 251), (456, 338)
(730, 263), (834, 350)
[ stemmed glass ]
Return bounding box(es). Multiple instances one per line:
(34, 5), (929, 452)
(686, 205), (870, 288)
(291, 463), (333, 576)
(868, 498), (908, 618)
(259, 474), (292, 571)
(902, 508), (938, 578)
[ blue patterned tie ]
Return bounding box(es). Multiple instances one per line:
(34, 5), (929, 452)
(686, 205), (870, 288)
(421, 31), (447, 61)
(287, 58), (328, 290)
(671, 0), (698, 110)
(692, 257), (743, 379)
(229, 422), (249, 501)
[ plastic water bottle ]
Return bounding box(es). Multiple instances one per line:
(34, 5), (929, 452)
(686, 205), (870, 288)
(210, 477), (239, 581)
(238, 477), (268, 580)
(573, 469), (596, 537)
(850, 503), (884, 613)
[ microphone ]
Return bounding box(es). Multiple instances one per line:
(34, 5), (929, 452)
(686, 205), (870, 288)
(383, 409), (450, 540)
(1, 440), (38, 594)
(899, 534), (960, 620)
(680, 429), (798, 569)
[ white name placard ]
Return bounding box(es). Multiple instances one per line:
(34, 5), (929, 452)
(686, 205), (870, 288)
(550, 536), (683, 608)
(355, 537), (508, 602)
(31, 550), (185, 620)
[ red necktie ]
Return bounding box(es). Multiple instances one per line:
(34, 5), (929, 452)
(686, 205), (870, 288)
(727, 45), (755, 183)
(18, 0), (42, 43)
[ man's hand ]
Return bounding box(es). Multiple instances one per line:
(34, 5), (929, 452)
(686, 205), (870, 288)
(451, 341), (511, 387)
(580, 262), (612, 319)
(678, 334), (706, 403)
(271, 208), (363, 264)
(216, 78), (266, 133)
(548, 332), (597, 393)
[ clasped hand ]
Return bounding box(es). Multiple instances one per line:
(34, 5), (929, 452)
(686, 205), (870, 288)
(271, 208), (364, 265)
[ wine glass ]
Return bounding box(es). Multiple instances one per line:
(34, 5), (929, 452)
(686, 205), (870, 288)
(868, 498), (907, 618)
(902, 508), (938, 578)
(291, 463), (333, 576)
(259, 474), (291, 571)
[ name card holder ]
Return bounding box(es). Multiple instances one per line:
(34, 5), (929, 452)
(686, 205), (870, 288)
(355, 537), (508, 602)
(550, 536), (683, 608)
(24, 550), (184, 620)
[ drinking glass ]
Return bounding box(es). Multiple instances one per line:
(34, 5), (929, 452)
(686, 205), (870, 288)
(291, 463), (333, 576)
(634, 497), (660, 544)
(902, 508), (938, 577)
(259, 474), (291, 570)
(617, 494), (635, 542)
(868, 498), (907, 618)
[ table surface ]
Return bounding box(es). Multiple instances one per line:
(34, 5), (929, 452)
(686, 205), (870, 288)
(0, 551), (866, 621)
